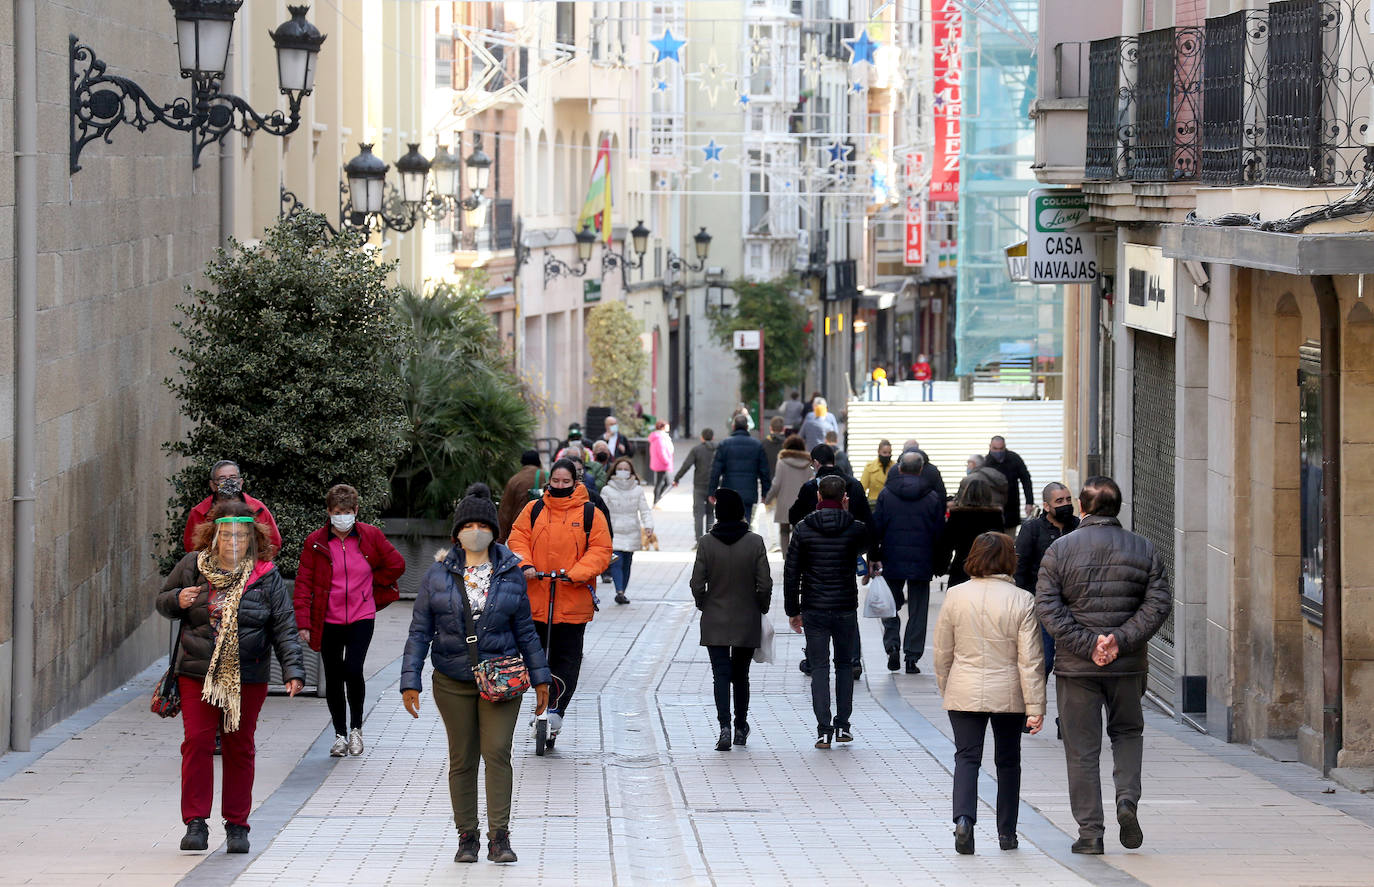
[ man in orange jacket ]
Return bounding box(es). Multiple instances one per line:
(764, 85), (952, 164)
(506, 458), (613, 743)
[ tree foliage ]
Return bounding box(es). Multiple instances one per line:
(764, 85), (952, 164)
(386, 274), (536, 519)
(708, 277), (810, 407)
(586, 301), (648, 419)
(159, 212), (409, 575)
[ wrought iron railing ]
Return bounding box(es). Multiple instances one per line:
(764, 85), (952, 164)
(1085, 37), (1136, 180)
(1133, 26), (1203, 181)
(1201, 10), (1269, 185)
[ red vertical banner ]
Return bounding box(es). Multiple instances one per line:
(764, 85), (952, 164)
(931, 0), (962, 202)
(904, 196), (924, 266)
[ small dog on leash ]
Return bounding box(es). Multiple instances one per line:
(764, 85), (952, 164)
(640, 529), (660, 551)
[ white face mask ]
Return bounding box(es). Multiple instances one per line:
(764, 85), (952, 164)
(330, 513), (356, 532)
(615, 469), (632, 480)
(608, 424), (619, 436)
(458, 527), (494, 553)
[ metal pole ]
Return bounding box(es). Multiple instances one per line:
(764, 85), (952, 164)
(757, 329), (766, 441)
(1312, 274), (1343, 776)
(11, 0), (38, 752)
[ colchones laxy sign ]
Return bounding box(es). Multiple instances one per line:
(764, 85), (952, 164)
(1027, 188), (1097, 283)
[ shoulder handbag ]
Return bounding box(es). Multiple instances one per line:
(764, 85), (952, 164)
(457, 573), (531, 702)
(151, 621), (183, 718)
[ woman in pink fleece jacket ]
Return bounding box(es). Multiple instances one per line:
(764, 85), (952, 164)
(649, 421), (675, 504)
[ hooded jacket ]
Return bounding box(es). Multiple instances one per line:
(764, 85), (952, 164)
(600, 476), (653, 551)
(956, 465), (1009, 510)
(934, 574), (1046, 716)
(935, 507), (1007, 586)
(400, 543), (552, 692)
(783, 507), (870, 616)
(648, 430), (675, 473)
(691, 530), (772, 648)
(157, 553), (305, 685)
(1034, 514), (1172, 677)
(763, 449), (814, 524)
(872, 473), (946, 582)
(708, 429), (773, 504)
(293, 521), (407, 651)
(182, 493), (282, 553)
(886, 457), (947, 502)
(506, 483), (613, 625)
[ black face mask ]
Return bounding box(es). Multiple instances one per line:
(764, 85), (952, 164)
(990, 450), (1006, 463)
(1053, 504), (1075, 522)
(548, 485), (576, 498)
(595, 452), (610, 463)
(878, 456), (891, 468)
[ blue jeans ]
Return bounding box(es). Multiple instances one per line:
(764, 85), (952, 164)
(921, 380), (934, 401)
(803, 608), (859, 732)
(610, 550), (635, 593)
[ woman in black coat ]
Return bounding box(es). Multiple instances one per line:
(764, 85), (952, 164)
(690, 488), (772, 751)
(936, 478), (1009, 586)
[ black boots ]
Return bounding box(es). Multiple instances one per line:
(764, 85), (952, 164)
(887, 651), (900, 671)
(180, 818), (209, 852)
(905, 658), (920, 674)
(953, 816), (975, 855)
(733, 722), (750, 747)
(715, 726), (732, 751)
(455, 830), (480, 863)
(1071, 836), (1105, 854)
(224, 822), (250, 854)
(999, 834), (1019, 850)
(487, 829), (517, 863)
(1117, 799), (1143, 849)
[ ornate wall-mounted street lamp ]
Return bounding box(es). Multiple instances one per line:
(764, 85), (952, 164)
(601, 219), (651, 287)
(667, 227), (713, 273)
(70, 2), (326, 173)
(544, 223), (600, 285)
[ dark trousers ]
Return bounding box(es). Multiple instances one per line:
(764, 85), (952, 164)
(653, 470), (671, 503)
(692, 492), (714, 540)
(802, 608), (859, 732)
(321, 619), (374, 736)
(1057, 673), (1147, 839)
(179, 677), (268, 826)
(1040, 625), (1056, 674)
(534, 621), (587, 716)
(880, 578), (931, 661)
(610, 550), (635, 593)
(778, 524), (791, 553)
(706, 646), (753, 728)
(949, 710), (1024, 836)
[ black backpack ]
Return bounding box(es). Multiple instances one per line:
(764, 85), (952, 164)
(528, 500), (597, 548)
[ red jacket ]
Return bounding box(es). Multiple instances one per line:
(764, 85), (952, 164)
(183, 493), (282, 552)
(293, 522), (406, 650)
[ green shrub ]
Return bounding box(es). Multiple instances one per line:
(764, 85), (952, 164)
(586, 301), (648, 420)
(709, 277), (810, 408)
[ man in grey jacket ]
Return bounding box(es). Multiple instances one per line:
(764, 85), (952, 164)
(1035, 476), (1171, 856)
(673, 428), (718, 541)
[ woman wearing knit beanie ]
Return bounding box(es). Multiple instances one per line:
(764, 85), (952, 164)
(401, 483), (552, 865)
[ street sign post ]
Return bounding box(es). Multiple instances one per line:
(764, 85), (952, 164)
(733, 329), (765, 440)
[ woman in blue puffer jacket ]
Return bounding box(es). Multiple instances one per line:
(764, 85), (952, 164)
(402, 484), (551, 866)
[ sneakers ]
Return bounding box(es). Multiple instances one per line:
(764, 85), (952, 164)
(799, 657), (813, 676)
(347, 728), (364, 756)
(224, 822), (250, 854)
(487, 828), (518, 863)
(835, 726), (853, 743)
(454, 830), (480, 863)
(1117, 799), (1143, 849)
(546, 711), (563, 736)
(180, 818), (209, 852)
(329, 734), (348, 757)
(614, 593), (629, 605)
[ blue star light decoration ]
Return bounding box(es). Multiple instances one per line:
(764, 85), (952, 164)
(846, 29), (879, 66)
(826, 141), (852, 165)
(656, 79), (669, 92)
(651, 28), (686, 64)
(851, 80), (866, 93)
(738, 93), (751, 106)
(702, 139), (723, 162)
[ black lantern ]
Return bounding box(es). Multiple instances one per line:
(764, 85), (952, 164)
(575, 223), (598, 262)
(465, 135), (492, 193)
(430, 143), (462, 201)
(395, 143), (432, 206)
(462, 196), (489, 230)
(344, 144), (388, 216)
(602, 219), (651, 287)
(694, 226), (713, 261)
(70, 1), (325, 173)
(667, 226), (712, 274)
(631, 220), (651, 257)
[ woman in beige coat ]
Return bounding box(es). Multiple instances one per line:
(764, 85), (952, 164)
(762, 435), (813, 552)
(933, 532), (1045, 856)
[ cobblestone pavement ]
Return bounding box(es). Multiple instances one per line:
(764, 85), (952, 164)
(2, 452), (1374, 886)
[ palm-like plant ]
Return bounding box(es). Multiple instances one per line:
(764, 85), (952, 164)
(387, 279), (536, 518)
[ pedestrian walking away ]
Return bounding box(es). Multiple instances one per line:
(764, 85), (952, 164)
(885, 440), (947, 502)
(156, 500), (304, 855)
(762, 435), (813, 554)
(648, 421), (675, 504)
(691, 488), (772, 751)
(1015, 482), (1079, 682)
(497, 451), (546, 543)
(293, 483), (406, 757)
(708, 414), (772, 525)
(825, 430), (853, 479)
(784, 475), (871, 748)
(673, 428), (718, 541)
(937, 477), (1008, 587)
(506, 459), (613, 744)
(601, 457), (654, 605)
(859, 439), (894, 506)
(182, 459), (282, 553)
(401, 484), (552, 865)
(987, 436), (1035, 531)
(934, 532), (1046, 855)
(799, 396), (839, 451)
(873, 450), (946, 674)
(1035, 476), (1172, 856)
(779, 390), (805, 434)
(762, 416), (787, 478)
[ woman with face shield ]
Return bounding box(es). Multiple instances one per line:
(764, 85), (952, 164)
(401, 484), (552, 865)
(156, 500), (305, 855)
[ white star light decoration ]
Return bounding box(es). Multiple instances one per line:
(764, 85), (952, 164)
(693, 47), (733, 107)
(802, 34), (824, 92)
(748, 25), (769, 70)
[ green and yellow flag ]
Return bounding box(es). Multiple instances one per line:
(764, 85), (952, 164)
(579, 136), (612, 244)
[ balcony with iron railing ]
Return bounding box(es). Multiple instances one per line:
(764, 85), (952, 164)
(1084, 0), (1374, 195)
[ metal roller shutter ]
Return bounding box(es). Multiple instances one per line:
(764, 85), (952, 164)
(1131, 332), (1177, 706)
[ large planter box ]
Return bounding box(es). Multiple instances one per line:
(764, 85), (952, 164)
(383, 518), (452, 600)
(269, 579), (327, 697)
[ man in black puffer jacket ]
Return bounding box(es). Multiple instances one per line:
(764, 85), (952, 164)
(784, 475), (871, 747)
(1035, 476), (1171, 857)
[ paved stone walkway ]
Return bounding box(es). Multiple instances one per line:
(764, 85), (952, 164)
(2, 454), (1373, 886)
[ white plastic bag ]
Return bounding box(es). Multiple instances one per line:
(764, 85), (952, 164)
(754, 614), (776, 664)
(862, 577), (897, 619)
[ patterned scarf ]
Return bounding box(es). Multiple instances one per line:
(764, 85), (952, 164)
(197, 550), (253, 732)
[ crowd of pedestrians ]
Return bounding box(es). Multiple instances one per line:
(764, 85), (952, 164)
(153, 412), (1171, 867)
